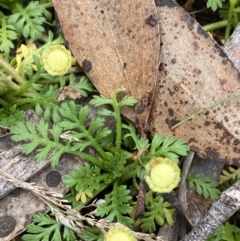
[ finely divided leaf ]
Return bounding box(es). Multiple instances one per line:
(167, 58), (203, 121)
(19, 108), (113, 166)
(96, 185), (133, 227)
(21, 213), (76, 241)
(187, 174), (220, 200)
(219, 167), (240, 184)
(122, 121), (150, 150)
(140, 193), (175, 233)
(11, 120), (71, 166)
(149, 134), (189, 163)
(64, 163), (109, 193)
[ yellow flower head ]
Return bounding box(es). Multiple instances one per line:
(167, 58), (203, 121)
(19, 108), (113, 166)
(145, 157), (180, 193)
(104, 226), (136, 241)
(42, 45), (72, 75)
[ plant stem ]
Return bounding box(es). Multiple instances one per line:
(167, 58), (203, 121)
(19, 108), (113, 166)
(203, 20), (228, 32)
(71, 150), (105, 169)
(0, 74), (20, 91)
(112, 89), (123, 153)
(121, 162), (138, 182)
(225, 0), (238, 43)
(0, 56), (27, 86)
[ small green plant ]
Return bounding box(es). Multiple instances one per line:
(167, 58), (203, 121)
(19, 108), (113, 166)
(187, 174), (220, 200)
(10, 87), (190, 240)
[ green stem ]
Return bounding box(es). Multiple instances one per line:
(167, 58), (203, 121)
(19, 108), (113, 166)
(203, 20), (228, 32)
(121, 162), (138, 182)
(0, 74), (20, 91)
(71, 150), (105, 169)
(225, 0), (238, 43)
(89, 138), (108, 160)
(0, 56), (27, 87)
(112, 90), (123, 153)
(41, 2), (53, 8)
(0, 98), (11, 107)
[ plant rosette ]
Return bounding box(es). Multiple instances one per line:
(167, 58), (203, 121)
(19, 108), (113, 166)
(145, 157), (180, 193)
(104, 226), (136, 241)
(42, 45), (72, 75)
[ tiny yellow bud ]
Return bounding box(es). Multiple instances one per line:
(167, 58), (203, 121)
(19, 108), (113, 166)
(42, 45), (72, 75)
(104, 226), (136, 241)
(145, 157), (180, 193)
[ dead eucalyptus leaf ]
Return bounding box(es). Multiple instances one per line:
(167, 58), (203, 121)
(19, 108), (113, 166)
(150, 0), (240, 166)
(52, 0), (160, 135)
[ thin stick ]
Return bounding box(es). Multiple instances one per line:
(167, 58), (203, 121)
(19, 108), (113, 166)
(181, 180), (240, 241)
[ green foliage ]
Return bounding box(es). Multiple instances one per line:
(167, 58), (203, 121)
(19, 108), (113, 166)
(187, 174), (220, 200)
(8, 1), (46, 39)
(0, 12), (18, 55)
(206, 225), (223, 241)
(95, 185), (133, 228)
(207, 0), (226, 11)
(11, 119), (71, 166)
(149, 134), (190, 163)
(140, 191), (175, 233)
(0, 105), (23, 127)
(64, 163), (110, 193)
(0, 0), (53, 56)
(123, 121), (190, 164)
(22, 213), (77, 241)
(222, 222), (240, 241)
(122, 121), (150, 150)
(59, 74), (94, 97)
(83, 229), (104, 241)
(219, 166), (240, 184)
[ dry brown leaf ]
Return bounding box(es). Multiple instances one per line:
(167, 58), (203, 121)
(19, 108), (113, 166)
(53, 0), (160, 135)
(149, 1), (240, 166)
(57, 86), (81, 102)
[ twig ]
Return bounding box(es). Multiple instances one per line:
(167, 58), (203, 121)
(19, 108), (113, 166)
(181, 180), (240, 241)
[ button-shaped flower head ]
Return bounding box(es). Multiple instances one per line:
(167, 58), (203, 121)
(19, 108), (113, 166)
(145, 157), (180, 193)
(104, 226), (136, 241)
(42, 45), (72, 75)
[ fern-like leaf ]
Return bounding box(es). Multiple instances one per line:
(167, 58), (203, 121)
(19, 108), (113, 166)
(149, 134), (190, 163)
(0, 105), (23, 127)
(222, 222), (240, 241)
(140, 192), (175, 233)
(83, 229), (104, 241)
(187, 174), (220, 200)
(63, 163), (111, 193)
(10, 119), (71, 167)
(0, 13), (18, 55)
(8, 1), (46, 39)
(206, 0), (225, 11)
(122, 121), (150, 150)
(21, 213), (76, 241)
(219, 166), (240, 184)
(206, 225), (223, 241)
(96, 185), (133, 227)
